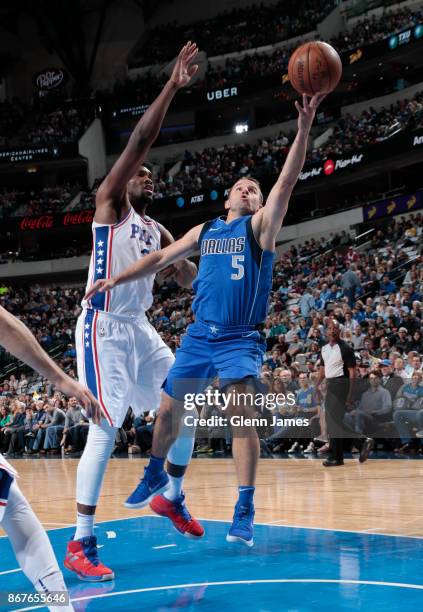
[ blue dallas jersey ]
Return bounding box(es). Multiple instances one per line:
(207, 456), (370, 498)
(191, 215), (275, 327)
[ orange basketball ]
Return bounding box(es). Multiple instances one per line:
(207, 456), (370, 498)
(288, 41), (342, 96)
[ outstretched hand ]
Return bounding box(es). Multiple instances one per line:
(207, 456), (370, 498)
(55, 375), (102, 425)
(169, 41), (199, 89)
(295, 93), (326, 134)
(84, 278), (117, 302)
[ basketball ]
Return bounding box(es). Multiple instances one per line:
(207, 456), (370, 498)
(288, 41), (342, 96)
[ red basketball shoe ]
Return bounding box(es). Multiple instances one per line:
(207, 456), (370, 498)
(64, 536), (115, 581)
(150, 492), (205, 539)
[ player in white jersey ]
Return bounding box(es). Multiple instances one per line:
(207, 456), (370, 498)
(64, 42), (203, 582)
(0, 305), (101, 612)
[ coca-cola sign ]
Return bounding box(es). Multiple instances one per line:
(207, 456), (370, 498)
(63, 210), (94, 226)
(17, 209), (95, 232)
(20, 215), (54, 231)
(34, 68), (67, 90)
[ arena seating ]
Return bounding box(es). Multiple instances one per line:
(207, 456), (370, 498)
(0, 213), (421, 457)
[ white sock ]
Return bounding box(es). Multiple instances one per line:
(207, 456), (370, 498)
(164, 475), (184, 501)
(74, 512), (94, 540)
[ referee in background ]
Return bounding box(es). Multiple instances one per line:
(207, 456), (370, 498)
(317, 320), (373, 467)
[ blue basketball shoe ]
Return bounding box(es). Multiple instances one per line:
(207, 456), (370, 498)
(226, 501), (255, 547)
(124, 466), (170, 509)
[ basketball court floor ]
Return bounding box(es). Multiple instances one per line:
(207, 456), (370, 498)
(1, 457), (423, 611)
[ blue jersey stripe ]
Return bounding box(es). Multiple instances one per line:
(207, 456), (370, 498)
(90, 226), (109, 311)
(81, 310), (98, 399)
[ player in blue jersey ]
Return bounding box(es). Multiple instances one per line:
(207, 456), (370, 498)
(86, 92), (325, 546)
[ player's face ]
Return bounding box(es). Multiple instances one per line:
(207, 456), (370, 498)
(127, 167), (154, 209)
(226, 179), (262, 214)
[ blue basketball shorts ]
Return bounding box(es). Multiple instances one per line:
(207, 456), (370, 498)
(162, 319), (266, 401)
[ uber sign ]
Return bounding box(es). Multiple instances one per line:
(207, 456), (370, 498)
(206, 87), (238, 102)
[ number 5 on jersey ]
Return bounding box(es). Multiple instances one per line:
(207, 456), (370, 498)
(231, 255), (244, 280)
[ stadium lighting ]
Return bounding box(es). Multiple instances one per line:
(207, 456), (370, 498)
(235, 123), (249, 134)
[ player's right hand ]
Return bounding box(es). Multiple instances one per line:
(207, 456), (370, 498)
(84, 278), (117, 301)
(55, 374), (102, 425)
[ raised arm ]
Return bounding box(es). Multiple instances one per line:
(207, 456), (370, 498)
(157, 223), (198, 288)
(85, 224), (203, 300)
(254, 94), (325, 251)
(95, 42), (199, 224)
(0, 307), (101, 423)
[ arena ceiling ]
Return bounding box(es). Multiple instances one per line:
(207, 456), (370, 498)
(0, 0), (166, 88)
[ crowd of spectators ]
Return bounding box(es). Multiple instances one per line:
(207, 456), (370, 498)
(332, 6), (423, 52)
(0, 213), (421, 458)
(128, 0), (336, 67)
(126, 4), (423, 97)
(0, 103), (92, 149)
(1, 89), (422, 222)
(0, 184), (80, 219)
(24, 108), (91, 147)
(152, 91), (423, 198)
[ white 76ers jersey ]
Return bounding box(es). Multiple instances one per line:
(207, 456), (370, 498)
(82, 207), (161, 315)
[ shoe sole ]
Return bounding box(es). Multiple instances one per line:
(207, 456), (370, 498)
(124, 482), (170, 509)
(64, 560), (115, 582)
(226, 534), (254, 547)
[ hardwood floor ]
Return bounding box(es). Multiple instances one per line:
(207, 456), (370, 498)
(3, 457), (423, 537)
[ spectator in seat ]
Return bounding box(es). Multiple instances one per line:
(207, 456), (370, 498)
(379, 359), (404, 400)
(299, 287), (315, 319)
(405, 353), (422, 377)
(280, 369), (298, 393)
(1, 399), (25, 455)
(379, 275), (397, 295)
(131, 411), (156, 454)
(406, 330), (423, 353)
(393, 357), (407, 381)
(341, 263), (361, 308)
(42, 398), (66, 454)
(344, 370), (392, 435)
(393, 372), (423, 453)
(61, 396), (88, 454)
(0, 405), (12, 430)
(32, 401), (53, 452)
(16, 372), (29, 394)
(352, 325), (365, 350)
(287, 334), (304, 358)
(266, 349), (283, 371)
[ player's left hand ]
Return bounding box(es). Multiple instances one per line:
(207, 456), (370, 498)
(84, 277), (117, 301)
(295, 93), (326, 133)
(169, 41), (199, 89)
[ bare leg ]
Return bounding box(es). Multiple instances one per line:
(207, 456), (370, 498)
(151, 392), (186, 457)
(226, 383), (260, 487)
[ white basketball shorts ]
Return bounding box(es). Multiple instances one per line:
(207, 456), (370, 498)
(76, 308), (174, 428)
